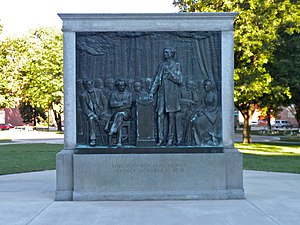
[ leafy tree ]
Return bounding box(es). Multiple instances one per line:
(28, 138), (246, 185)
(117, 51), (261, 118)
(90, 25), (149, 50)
(19, 101), (46, 126)
(257, 82), (291, 129)
(0, 27), (63, 130)
(0, 36), (29, 108)
(174, 0), (299, 143)
(0, 20), (3, 34)
(19, 27), (63, 130)
(268, 31), (300, 126)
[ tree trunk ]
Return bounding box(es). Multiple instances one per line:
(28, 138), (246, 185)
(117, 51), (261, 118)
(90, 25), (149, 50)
(288, 103), (300, 127)
(266, 109), (272, 131)
(294, 103), (300, 127)
(240, 109), (253, 144)
(53, 110), (62, 131)
(33, 108), (37, 128)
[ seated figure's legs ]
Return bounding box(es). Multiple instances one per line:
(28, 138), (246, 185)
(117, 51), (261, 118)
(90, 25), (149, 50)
(88, 117), (97, 146)
(109, 112), (126, 135)
(191, 113), (214, 146)
(108, 112), (126, 147)
(116, 126), (122, 147)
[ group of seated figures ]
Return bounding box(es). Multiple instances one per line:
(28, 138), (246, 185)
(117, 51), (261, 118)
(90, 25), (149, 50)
(76, 76), (221, 148)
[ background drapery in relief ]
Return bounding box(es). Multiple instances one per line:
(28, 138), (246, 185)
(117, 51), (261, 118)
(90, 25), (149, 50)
(76, 31), (221, 88)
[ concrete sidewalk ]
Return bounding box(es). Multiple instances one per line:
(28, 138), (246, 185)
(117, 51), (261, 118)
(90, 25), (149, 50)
(0, 170), (299, 225)
(0, 130), (63, 145)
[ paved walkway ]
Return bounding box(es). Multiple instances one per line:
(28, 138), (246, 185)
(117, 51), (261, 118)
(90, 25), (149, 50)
(0, 130), (63, 145)
(1, 131), (300, 224)
(0, 130), (281, 145)
(1, 129), (297, 145)
(0, 170), (299, 225)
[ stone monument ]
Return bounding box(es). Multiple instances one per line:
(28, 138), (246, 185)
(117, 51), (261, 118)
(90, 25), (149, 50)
(56, 13), (244, 200)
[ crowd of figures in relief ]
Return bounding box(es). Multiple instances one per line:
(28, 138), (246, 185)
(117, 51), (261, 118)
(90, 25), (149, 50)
(76, 46), (221, 148)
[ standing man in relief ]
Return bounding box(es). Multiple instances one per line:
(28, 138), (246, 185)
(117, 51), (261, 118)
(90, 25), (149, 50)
(149, 47), (183, 146)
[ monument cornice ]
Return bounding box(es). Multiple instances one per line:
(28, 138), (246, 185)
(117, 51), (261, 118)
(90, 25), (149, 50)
(58, 12), (238, 32)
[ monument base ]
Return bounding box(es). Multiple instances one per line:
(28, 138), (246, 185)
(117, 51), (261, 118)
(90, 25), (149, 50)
(56, 148), (244, 201)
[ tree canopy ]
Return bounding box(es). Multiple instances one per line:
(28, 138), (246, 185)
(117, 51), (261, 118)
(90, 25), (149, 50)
(269, 31), (300, 125)
(0, 27), (63, 130)
(20, 27), (63, 111)
(0, 20), (3, 34)
(0, 35), (28, 108)
(174, 0), (300, 143)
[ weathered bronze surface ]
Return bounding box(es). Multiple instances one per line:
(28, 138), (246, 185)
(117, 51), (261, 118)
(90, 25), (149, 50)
(76, 31), (222, 151)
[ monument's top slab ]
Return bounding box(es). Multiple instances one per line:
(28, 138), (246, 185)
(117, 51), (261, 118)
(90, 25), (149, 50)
(58, 13), (238, 32)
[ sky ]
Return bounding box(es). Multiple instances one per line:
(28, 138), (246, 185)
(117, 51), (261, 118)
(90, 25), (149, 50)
(0, 0), (178, 37)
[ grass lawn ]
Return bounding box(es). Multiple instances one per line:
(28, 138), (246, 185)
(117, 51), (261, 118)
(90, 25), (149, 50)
(1, 141), (300, 175)
(0, 143), (63, 175)
(235, 142), (300, 174)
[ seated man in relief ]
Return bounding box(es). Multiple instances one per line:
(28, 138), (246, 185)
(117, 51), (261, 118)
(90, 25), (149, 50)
(105, 79), (132, 147)
(80, 79), (108, 146)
